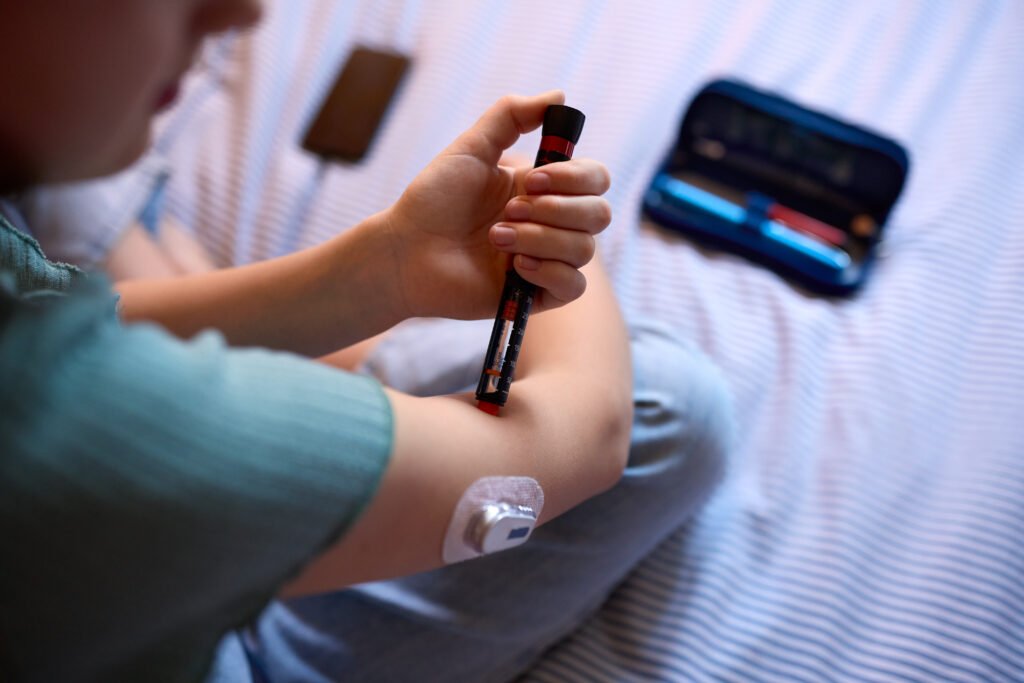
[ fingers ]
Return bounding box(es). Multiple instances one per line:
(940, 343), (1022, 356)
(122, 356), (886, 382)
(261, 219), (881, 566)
(453, 100), (609, 309)
(445, 91), (565, 165)
(488, 156), (612, 306)
(488, 181), (611, 264)
(520, 158), (611, 197)
(512, 255), (587, 306)
(489, 221), (596, 268)
(504, 194), (612, 234)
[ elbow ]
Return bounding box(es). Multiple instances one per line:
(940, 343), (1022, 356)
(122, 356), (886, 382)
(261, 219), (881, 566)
(589, 385), (633, 494)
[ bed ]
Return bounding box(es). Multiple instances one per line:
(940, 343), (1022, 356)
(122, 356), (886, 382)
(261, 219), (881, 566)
(26, 1), (1024, 680)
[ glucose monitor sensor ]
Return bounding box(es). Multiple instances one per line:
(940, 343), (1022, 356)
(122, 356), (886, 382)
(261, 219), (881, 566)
(442, 477), (544, 564)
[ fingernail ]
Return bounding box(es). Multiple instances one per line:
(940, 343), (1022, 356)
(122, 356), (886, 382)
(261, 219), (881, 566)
(491, 225), (516, 247)
(516, 254), (541, 271)
(525, 172), (550, 194)
(506, 200), (531, 221)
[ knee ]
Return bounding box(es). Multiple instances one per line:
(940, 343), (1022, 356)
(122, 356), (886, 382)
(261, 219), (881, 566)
(627, 321), (735, 493)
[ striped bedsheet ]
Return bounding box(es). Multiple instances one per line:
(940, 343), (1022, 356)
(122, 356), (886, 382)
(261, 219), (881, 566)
(83, 1), (1024, 680)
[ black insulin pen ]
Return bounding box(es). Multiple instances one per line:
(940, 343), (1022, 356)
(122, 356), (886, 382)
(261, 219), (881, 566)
(476, 104), (586, 415)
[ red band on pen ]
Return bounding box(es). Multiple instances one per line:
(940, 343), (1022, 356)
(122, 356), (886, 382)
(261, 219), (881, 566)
(539, 136), (575, 158)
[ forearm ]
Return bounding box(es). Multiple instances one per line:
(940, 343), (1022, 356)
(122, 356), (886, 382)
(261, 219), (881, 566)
(285, 255), (633, 594)
(316, 333), (388, 371)
(116, 213), (404, 356)
(514, 255), (631, 413)
(501, 254), (633, 516)
(104, 223), (183, 280)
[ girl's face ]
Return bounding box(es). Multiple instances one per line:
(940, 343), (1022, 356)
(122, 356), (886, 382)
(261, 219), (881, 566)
(0, 0), (262, 189)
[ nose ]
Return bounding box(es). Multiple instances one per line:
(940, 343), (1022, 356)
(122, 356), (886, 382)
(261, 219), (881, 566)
(192, 0), (263, 36)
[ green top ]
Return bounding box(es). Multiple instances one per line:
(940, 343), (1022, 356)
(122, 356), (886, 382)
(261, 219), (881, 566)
(0, 216), (393, 682)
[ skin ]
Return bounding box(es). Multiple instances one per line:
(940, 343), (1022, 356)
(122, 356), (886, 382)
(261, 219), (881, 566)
(0, 0), (263, 188)
(0, 0), (633, 592)
(116, 93), (612, 356)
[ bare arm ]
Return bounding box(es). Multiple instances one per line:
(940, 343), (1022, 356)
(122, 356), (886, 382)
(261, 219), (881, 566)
(111, 92), (629, 594)
(284, 254), (632, 594)
(111, 214), (399, 356)
(104, 223), (182, 280)
(115, 93), (606, 360)
(115, 212), (406, 357)
(106, 218), (218, 281)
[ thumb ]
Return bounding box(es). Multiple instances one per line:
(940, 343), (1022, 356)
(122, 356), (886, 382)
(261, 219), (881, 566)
(444, 90), (565, 165)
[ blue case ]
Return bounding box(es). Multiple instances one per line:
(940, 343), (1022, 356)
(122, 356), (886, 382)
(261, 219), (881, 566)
(643, 79), (909, 295)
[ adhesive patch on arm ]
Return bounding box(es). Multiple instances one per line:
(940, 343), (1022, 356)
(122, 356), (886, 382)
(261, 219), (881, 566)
(442, 476), (544, 564)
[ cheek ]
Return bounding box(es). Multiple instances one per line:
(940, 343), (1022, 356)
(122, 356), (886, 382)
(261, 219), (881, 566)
(40, 35), (175, 179)
(30, 81), (153, 181)
(0, 1), (189, 183)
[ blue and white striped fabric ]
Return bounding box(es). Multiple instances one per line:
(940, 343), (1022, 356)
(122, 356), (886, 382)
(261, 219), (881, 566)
(31, 1), (1024, 680)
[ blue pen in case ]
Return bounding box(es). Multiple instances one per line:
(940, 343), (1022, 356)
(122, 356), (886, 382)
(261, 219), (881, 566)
(643, 79), (909, 295)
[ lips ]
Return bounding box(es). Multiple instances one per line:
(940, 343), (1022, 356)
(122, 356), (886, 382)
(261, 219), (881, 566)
(155, 81), (181, 111)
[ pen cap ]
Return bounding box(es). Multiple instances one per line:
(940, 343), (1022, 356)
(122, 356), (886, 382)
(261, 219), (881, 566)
(542, 105), (585, 144)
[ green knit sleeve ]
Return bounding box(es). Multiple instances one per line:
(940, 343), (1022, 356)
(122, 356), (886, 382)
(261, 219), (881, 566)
(0, 277), (393, 683)
(0, 213), (83, 294)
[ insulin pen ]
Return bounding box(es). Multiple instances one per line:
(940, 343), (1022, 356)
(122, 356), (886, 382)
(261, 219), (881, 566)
(475, 104), (586, 415)
(651, 173), (851, 270)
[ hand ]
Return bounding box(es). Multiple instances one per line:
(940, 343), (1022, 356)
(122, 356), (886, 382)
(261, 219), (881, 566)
(382, 91), (612, 320)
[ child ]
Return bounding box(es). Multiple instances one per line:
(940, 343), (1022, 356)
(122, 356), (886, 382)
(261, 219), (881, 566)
(0, 1), (732, 682)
